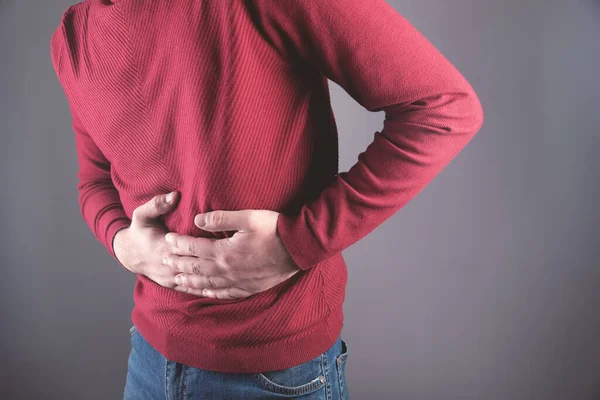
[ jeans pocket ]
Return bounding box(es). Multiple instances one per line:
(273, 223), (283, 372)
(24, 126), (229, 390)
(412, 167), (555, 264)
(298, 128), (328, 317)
(336, 340), (349, 400)
(252, 352), (326, 397)
(129, 324), (137, 338)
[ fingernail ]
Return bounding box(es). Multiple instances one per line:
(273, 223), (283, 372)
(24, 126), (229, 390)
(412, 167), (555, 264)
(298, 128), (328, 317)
(175, 275), (183, 285)
(165, 192), (175, 203)
(195, 214), (206, 228)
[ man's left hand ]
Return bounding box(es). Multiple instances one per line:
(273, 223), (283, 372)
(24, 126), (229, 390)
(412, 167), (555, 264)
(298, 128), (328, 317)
(163, 209), (302, 299)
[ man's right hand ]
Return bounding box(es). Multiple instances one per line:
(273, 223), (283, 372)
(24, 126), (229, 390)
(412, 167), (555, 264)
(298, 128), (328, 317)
(113, 191), (186, 289)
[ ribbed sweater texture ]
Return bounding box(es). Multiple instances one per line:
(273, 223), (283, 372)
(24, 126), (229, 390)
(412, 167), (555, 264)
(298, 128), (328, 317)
(50, 0), (484, 373)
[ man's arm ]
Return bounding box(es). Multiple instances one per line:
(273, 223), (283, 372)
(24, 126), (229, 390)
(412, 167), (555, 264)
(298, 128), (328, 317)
(70, 107), (132, 264)
(253, 0), (485, 270)
(50, 24), (132, 269)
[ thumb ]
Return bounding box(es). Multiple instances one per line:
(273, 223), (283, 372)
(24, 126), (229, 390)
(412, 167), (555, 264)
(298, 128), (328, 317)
(195, 209), (255, 232)
(132, 191), (178, 224)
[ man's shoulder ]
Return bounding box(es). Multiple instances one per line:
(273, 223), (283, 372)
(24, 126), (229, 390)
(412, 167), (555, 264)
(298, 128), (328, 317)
(52, 1), (89, 40)
(50, 1), (90, 76)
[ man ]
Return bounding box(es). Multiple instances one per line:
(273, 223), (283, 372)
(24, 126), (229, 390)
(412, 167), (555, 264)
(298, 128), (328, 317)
(50, 0), (484, 398)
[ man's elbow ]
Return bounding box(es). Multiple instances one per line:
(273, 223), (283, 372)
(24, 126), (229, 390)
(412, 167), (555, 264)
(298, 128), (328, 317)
(456, 87), (484, 139)
(401, 86), (484, 139)
(469, 89), (485, 134)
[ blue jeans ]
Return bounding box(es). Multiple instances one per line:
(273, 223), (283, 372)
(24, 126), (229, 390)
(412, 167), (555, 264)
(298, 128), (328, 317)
(123, 324), (350, 399)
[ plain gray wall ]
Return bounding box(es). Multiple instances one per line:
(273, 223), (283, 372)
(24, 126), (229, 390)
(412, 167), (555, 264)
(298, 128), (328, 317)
(2, 0), (599, 399)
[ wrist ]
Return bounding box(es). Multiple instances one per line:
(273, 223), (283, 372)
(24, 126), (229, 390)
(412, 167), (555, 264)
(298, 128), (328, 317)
(113, 227), (132, 272)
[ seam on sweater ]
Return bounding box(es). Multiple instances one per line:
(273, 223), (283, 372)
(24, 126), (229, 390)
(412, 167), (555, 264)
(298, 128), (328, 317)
(318, 265), (334, 342)
(243, 0), (298, 70)
(54, 23), (66, 81)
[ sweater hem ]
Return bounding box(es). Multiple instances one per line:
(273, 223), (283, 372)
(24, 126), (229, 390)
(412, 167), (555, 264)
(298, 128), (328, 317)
(132, 305), (344, 374)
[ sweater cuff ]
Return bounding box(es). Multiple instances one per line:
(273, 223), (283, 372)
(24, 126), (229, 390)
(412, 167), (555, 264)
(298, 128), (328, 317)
(276, 212), (327, 271)
(106, 217), (132, 270)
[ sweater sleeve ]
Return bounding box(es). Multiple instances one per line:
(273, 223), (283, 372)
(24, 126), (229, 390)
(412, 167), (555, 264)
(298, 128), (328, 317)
(70, 107), (132, 266)
(254, 0), (485, 270)
(50, 24), (132, 269)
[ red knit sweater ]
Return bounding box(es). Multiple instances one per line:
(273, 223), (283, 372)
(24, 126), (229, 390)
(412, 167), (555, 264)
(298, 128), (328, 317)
(50, 0), (483, 373)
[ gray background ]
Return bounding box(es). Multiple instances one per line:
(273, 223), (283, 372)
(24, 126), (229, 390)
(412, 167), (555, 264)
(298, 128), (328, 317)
(2, 0), (599, 399)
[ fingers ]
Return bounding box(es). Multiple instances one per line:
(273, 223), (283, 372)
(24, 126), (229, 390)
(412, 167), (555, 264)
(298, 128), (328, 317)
(132, 191), (178, 224)
(164, 233), (217, 259)
(173, 285), (254, 300)
(172, 286), (207, 297)
(194, 209), (258, 233)
(164, 253), (225, 276)
(171, 269), (254, 300)
(173, 272), (232, 290)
